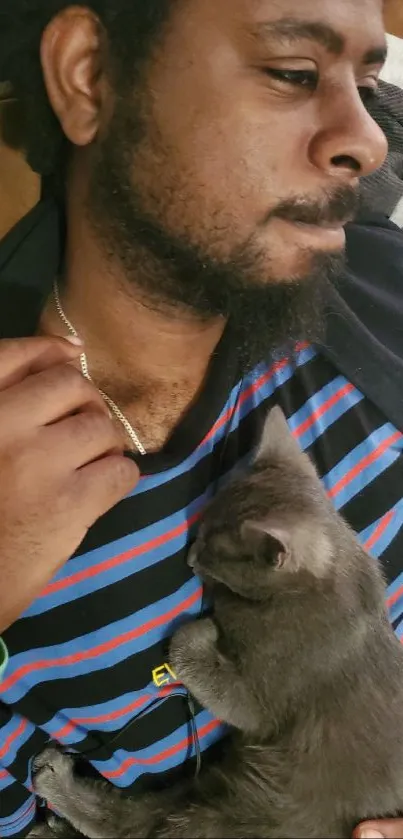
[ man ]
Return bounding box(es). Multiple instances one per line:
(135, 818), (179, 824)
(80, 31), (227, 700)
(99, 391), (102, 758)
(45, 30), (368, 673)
(0, 1), (402, 836)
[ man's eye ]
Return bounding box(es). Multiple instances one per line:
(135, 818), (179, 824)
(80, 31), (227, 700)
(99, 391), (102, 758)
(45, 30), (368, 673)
(264, 68), (318, 90)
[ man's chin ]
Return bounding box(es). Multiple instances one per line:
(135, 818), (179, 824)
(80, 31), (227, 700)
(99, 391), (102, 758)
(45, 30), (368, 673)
(226, 249), (344, 372)
(252, 239), (345, 293)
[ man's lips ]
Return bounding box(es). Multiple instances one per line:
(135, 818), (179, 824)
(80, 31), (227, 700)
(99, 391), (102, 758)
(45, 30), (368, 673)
(272, 216), (349, 249)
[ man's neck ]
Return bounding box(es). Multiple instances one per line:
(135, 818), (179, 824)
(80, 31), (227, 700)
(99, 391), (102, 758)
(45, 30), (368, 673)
(40, 205), (226, 452)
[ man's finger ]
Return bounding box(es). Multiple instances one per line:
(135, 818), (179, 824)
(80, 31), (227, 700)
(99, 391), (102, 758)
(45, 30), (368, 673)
(0, 336), (83, 390)
(354, 819), (403, 838)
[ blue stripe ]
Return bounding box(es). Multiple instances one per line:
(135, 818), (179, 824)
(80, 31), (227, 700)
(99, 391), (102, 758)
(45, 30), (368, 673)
(0, 796), (36, 837)
(91, 709), (227, 788)
(389, 593), (403, 626)
(322, 423), (403, 510)
(46, 685), (187, 745)
(387, 567), (403, 624)
(0, 770), (14, 792)
(2, 579), (203, 703)
(0, 715), (35, 767)
(288, 376), (364, 451)
(387, 570), (403, 602)
(360, 500), (403, 561)
(393, 617), (403, 641)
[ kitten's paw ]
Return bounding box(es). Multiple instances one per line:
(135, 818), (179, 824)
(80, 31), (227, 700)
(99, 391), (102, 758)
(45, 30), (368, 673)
(33, 748), (74, 804)
(27, 816), (73, 839)
(27, 826), (59, 838)
(170, 617), (218, 681)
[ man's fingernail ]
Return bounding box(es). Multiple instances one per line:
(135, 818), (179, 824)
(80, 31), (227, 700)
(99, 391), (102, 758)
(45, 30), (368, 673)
(359, 830), (385, 838)
(65, 335), (83, 347)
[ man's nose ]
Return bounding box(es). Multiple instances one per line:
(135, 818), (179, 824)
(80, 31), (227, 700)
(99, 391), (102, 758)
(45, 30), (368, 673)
(309, 85), (388, 182)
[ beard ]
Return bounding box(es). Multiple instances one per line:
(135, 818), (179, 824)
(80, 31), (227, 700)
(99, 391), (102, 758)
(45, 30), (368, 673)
(87, 97), (348, 371)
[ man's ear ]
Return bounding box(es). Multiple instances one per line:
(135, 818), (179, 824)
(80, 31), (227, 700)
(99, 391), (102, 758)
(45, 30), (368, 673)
(241, 520), (291, 569)
(40, 6), (109, 148)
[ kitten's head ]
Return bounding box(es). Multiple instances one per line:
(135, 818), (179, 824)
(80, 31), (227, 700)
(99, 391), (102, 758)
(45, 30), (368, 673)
(191, 407), (336, 600)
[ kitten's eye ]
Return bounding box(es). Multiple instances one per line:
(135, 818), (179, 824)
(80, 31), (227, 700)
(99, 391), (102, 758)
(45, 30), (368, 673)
(264, 68), (318, 91)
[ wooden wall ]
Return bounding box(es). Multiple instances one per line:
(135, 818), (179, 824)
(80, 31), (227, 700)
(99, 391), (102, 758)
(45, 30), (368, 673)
(385, 0), (403, 38)
(0, 3), (402, 241)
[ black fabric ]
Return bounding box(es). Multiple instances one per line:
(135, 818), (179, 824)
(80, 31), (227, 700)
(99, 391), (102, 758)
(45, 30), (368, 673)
(0, 198), (62, 338)
(323, 214), (403, 435)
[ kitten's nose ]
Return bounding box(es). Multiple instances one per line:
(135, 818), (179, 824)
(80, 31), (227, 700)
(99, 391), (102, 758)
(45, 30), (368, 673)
(187, 543), (198, 569)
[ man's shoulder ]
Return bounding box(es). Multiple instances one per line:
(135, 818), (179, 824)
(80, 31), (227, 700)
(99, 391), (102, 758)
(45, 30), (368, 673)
(346, 213), (403, 293)
(321, 215), (403, 434)
(342, 214), (403, 352)
(0, 198), (61, 337)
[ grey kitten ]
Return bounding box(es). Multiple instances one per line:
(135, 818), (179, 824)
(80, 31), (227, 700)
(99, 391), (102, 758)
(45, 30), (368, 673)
(32, 407), (403, 839)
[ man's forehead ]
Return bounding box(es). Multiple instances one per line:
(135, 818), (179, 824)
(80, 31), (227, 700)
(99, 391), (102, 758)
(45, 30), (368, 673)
(229, 0), (386, 61)
(237, 0), (385, 39)
(245, 0), (383, 23)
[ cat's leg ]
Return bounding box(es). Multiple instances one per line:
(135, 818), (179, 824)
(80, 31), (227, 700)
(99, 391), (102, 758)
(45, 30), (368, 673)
(34, 747), (185, 839)
(34, 748), (142, 838)
(170, 617), (261, 732)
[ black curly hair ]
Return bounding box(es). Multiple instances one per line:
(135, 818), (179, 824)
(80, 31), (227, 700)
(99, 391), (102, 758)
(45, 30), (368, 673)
(0, 1), (172, 179)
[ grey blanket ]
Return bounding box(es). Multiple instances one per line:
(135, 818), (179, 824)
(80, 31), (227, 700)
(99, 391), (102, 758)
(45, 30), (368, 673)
(362, 80), (403, 221)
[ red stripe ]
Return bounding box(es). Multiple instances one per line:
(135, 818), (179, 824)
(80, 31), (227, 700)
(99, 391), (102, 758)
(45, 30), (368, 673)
(294, 383), (355, 438)
(54, 684), (177, 741)
(0, 769), (8, 780)
(0, 719), (27, 760)
(365, 510), (395, 552)
(387, 581), (403, 609)
(0, 588), (203, 695)
(103, 718), (221, 778)
(202, 356), (291, 446)
(41, 511), (201, 598)
(327, 431), (402, 501)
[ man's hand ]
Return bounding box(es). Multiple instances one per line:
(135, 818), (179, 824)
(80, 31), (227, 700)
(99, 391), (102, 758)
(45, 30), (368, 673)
(354, 819), (403, 838)
(0, 336), (140, 634)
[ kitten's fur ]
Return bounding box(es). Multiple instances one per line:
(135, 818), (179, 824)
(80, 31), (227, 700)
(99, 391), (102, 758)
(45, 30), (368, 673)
(32, 408), (403, 838)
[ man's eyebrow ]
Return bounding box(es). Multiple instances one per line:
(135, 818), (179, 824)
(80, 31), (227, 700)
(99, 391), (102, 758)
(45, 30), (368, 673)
(252, 18), (387, 65)
(363, 46), (388, 66)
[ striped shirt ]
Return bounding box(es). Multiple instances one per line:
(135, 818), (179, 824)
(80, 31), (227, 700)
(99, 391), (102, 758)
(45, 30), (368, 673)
(1, 334), (403, 837)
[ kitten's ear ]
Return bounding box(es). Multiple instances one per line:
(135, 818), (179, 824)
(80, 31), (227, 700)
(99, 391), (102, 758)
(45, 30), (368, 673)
(255, 407), (296, 462)
(255, 406), (315, 474)
(241, 520), (291, 569)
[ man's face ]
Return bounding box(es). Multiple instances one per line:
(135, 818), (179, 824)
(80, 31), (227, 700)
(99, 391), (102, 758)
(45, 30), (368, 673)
(86, 0), (387, 360)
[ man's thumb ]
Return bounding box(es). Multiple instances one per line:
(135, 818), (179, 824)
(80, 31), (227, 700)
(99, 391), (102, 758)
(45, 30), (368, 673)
(354, 820), (403, 838)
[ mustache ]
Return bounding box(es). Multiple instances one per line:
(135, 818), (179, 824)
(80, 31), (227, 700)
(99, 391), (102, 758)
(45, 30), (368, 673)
(268, 186), (360, 226)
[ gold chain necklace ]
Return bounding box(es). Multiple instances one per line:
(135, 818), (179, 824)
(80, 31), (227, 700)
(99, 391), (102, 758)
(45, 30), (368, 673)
(53, 280), (147, 456)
